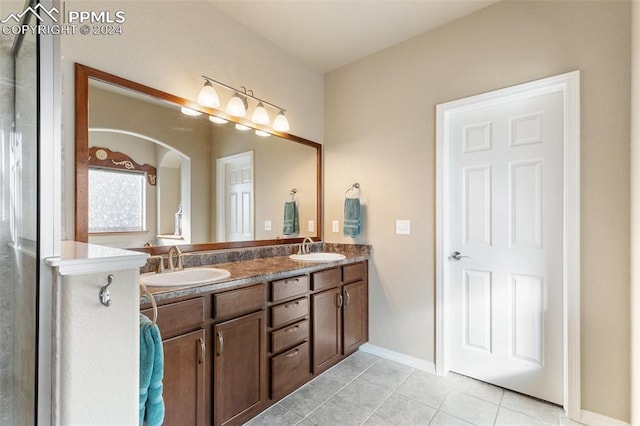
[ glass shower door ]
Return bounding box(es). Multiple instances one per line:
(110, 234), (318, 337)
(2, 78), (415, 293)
(0, 3), (39, 424)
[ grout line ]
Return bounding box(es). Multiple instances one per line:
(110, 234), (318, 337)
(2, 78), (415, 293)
(358, 368), (416, 425)
(296, 357), (382, 423)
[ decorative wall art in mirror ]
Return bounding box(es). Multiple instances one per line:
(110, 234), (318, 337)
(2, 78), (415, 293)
(75, 64), (322, 254)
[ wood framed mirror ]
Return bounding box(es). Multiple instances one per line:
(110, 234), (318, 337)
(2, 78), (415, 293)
(75, 63), (322, 254)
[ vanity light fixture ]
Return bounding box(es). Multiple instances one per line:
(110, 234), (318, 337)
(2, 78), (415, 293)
(226, 92), (247, 117)
(197, 80), (220, 107)
(181, 106), (202, 116)
(197, 75), (290, 132)
(235, 123), (251, 131)
(273, 110), (290, 132)
(251, 102), (270, 125)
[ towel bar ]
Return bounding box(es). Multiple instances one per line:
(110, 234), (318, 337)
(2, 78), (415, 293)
(140, 283), (158, 326)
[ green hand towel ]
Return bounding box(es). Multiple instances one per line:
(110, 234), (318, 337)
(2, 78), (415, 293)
(140, 314), (165, 426)
(344, 197), (361, 237)
(283, 201), (299, 235)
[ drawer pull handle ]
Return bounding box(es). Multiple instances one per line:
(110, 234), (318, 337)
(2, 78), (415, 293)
(344, 290), (351, 307)
(217, 332), (224, 357)
(285, 278), (300, 284)
(285, 350), (299, 358)
(285, 325), (299, 333)
(198, 338), (205, 364)
(336, 293), (343, 308)
(284, 301), (300, 309)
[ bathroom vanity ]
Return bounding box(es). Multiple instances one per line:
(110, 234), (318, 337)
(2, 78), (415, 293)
(140, 250), (369, 426)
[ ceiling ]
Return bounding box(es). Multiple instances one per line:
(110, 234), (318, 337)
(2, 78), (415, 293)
(211, 0), (499, 73)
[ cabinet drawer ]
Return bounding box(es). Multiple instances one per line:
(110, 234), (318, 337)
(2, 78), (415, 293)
(271, 341), (310, 400)
(213, 284), (265, 322)
(271, 297), (308, 328)
(343, 262), (365, 283)
(271, 275), (309, 303)
(311, 268), (341, 291)
(142, 297), (204, 340)
(271, 319), (309, 354)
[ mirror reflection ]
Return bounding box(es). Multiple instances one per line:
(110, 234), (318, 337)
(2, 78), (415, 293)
(80, 72), (320, 250)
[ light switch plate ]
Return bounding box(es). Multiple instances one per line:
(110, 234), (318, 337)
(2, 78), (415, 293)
(332, 220), (339, 233)
(308, 220), (315, 232)
(264, 220), (272, 231)
(396, 220), (411, 235)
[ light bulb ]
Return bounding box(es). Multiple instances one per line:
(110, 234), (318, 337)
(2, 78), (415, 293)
(251, 102), (270, 125)
(181, 106), (202, 116)
(209, 116), (228, 124)
(273, 111), (290, 132)
(255, 130), (270, 137)
(226, 94), (246, 117)
(235, 123), (250, 131)
(198, 81), (220, 107)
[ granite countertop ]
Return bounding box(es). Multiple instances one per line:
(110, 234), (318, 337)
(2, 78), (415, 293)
(141, 247), (369, 304)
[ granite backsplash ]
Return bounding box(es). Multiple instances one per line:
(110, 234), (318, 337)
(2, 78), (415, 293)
(141, 243), (371, 274)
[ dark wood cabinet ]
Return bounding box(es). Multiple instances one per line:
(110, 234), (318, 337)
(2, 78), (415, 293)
(312, 287), (343, 374)
(214, 310), (266, 426)
(142, 298), (206, 426)
(311, 263), (368, 373)
(142, 260), (367, 425)
(162, 329), (206, 426)
(343, 280), (367, 355)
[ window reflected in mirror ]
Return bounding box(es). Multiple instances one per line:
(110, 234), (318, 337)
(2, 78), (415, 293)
(88, 168), (146, 233)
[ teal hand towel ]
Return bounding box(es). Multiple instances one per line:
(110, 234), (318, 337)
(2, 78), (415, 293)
(344, 198), (361, 237)
(140, 314), (165, 426)
(283, 201), (299, 235)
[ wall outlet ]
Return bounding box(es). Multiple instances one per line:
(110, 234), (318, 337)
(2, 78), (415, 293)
(395, 220), (411, 235)
(332, 220), (339, 233)
(308, 220), (315, 232)
(264, 220), (272, 231)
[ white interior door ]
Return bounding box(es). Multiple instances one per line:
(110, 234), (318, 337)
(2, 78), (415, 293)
(447, 90), (564, 404)
(216, 152), (254, 242)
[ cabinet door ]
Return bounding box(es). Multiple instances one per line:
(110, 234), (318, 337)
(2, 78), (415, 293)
(214, 311), (266, 426)
(312, 287), (342, 374)
(162, 329), (206, 426)
(343, 280), (367, 355)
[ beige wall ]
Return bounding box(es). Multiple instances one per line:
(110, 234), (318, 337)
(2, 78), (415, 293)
(631, 2), (640, 424)
(60, 0), (323, 241)
(324, 1), (631, 422)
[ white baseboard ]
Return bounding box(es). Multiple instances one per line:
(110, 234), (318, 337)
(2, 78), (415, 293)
(580, 410), (629, 426)
(358, 343), (436, 374)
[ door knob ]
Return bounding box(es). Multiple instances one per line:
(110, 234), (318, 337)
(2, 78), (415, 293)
(450, 251), (470, 261)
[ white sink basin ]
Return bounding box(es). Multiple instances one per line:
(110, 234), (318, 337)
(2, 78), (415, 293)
(140, 267), (231, 287)
(289, 253), (346, 262)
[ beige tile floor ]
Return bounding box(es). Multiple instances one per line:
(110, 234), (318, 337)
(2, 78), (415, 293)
(246, 351), (582, 426)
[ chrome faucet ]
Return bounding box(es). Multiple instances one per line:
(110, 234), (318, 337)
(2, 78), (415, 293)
(167, 245), (184, 271)
(299, 237), (314, 255)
